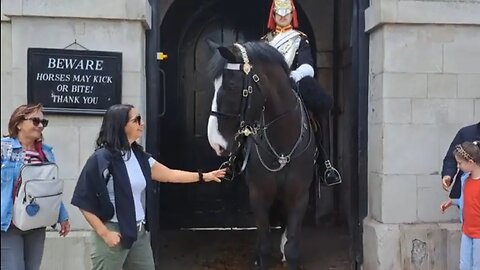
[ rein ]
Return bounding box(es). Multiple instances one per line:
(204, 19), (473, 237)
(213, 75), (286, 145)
(253, 90), (313, 172)
(212, 43), (313, 176)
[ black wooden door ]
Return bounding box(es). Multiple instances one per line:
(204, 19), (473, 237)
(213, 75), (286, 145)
(159, 0), (268, 228)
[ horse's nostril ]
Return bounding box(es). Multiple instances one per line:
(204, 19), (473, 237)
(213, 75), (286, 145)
(215, 145), (225, 156)
(217, 146), (230, 157)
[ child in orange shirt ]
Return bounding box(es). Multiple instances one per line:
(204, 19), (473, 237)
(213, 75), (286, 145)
(441, 141), (480, 270)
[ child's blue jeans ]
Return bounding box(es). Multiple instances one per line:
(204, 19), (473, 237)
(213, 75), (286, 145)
(460, 233), (480, 270)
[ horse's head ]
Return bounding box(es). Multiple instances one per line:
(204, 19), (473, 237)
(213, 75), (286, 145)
(207, 41), (290, 156)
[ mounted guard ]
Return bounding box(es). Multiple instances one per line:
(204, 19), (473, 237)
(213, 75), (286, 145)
(262, 0), (341, 186)
(208, 40), (317, 270)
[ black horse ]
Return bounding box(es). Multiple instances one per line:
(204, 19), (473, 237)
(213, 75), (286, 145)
(207, 41), (316, 270)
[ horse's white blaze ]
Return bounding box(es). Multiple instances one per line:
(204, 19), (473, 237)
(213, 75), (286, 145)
(280, 229), (287, 262)
(207, 76), (228, 156)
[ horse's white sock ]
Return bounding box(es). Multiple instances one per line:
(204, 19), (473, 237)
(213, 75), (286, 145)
(280, 229), (288, 262)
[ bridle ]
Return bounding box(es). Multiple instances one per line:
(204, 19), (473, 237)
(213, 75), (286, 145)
(210, 43), (313, 179)
(210, 44), (262, 128)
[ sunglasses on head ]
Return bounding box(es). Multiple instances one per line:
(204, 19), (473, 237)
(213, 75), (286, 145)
(130, 115), (142, 124)
(25, 117), (49, 127)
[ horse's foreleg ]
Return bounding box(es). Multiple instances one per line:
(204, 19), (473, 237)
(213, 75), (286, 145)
(250, 192), (273, 270)
(284, 192), (309, 270)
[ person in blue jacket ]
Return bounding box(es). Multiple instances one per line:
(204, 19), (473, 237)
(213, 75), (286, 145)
(1, 103), (70, 270)
(72, 104), (225, 270)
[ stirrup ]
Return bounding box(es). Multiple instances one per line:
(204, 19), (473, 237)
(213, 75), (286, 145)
(322, 160), (342, 186)
(316, 159), (342, 187)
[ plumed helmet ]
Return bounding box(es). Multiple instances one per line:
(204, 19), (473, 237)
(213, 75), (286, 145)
(267, 0), (299, 30)
(273, 0), (292, 16)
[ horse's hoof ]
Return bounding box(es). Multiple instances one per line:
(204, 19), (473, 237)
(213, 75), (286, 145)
(254, 262), (264, 270)
(287, 264), (304, 270)
(254, 256), (269, 270)
(254, 257), (262, 269)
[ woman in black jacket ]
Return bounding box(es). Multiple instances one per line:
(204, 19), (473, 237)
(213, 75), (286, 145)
(442, 122), (480, 198)
(72, 104), (225, 270)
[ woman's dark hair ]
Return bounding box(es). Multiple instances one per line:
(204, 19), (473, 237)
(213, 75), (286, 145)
(95, 104), (142, 159)
(5, 103), (44, 139)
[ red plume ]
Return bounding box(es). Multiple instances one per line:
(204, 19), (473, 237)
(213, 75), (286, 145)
(291, 0), (299, 28)
(267, 1), (276, 30)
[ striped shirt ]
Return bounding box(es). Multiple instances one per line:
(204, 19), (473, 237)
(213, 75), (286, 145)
(24, 150), (42, 164)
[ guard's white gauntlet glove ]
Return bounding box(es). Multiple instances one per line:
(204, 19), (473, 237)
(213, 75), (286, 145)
(290, 64), (315, 82)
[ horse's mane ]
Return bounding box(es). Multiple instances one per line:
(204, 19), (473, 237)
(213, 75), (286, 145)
(209, 41), (290, 79)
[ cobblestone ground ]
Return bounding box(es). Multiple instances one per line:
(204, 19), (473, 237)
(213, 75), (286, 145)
(156, 225), (352, 270)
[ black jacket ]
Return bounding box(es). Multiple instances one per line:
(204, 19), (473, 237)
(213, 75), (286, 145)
(291, 36), (314, 70)
(261, 31), (314, 70)
(442, 122), (480, 199)
(71, 146), (155, 249)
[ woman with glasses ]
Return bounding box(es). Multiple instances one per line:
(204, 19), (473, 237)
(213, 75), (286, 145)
(71, 104), (225, 270)
(1, 103), (70, 270)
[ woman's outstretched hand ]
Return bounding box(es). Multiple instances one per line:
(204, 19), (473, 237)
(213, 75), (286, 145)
(203, 169), (226, 182)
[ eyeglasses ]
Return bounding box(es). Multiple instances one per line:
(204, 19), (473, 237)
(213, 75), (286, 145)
(130, 115), (142, 125)
(25, 117), (49, 127)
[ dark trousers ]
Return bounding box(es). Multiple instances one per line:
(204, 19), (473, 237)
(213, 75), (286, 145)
(296, 76), (333, 117)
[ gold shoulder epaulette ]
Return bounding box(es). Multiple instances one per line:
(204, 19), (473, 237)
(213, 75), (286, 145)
(296, 30), (310, 44)
(261, 32), (275, 42)
(297, 30), (308, 38)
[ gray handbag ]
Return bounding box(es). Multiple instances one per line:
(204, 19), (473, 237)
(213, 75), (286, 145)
(12, 162), (63, 231)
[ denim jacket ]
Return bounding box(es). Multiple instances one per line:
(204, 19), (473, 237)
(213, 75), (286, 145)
(452, 172), (470, 224)
(1, 137), (69, 231)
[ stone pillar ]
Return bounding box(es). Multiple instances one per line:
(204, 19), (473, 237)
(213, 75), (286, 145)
(1, 0), (151, 269)
(364, 0), (480, 269)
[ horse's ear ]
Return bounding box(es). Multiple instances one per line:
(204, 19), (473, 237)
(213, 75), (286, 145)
(218, 46), (237, 62)
(206, 38), (220, 51)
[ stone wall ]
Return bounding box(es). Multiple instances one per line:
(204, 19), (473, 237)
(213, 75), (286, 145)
(1, 1), (151, 268)
(364, 0), (480, 269)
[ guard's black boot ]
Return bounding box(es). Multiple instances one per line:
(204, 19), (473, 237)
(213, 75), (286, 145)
(311, 113), (342, 187)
